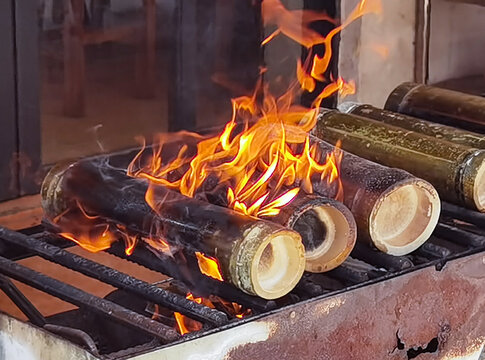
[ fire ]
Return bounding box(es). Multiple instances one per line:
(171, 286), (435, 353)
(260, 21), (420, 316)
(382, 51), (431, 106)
(195, 252), (224, 281)
(129, 98), (342, 218)
(174, 292), (251, 335)
(59, 226), (116, 253)
(127, 0), (377, 220)
(53, 0), (376, 320)
(310, 0), (382, 81)
(261, 0), (337, 48)
(55, 203), (122, 253)
(55, 201), (167, 256)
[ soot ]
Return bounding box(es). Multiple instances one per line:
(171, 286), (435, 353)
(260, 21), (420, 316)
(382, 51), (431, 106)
(294, 210), (327, 252)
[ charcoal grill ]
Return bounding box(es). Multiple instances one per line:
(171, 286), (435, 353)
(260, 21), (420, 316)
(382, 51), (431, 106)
(0, 199), (484, 359)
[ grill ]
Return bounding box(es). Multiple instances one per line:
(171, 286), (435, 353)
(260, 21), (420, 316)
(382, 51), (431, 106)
(1, 199), (484, 359)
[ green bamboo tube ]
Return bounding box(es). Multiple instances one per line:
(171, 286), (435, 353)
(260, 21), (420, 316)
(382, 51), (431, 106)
(385, 82), (485, 133)
(313, 109), (485, 212)
(308, 136), (440, 256)
(339, 102), (485, 149)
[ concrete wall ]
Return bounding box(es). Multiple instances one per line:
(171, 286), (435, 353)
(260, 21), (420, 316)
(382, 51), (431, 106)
(338, 0), (416, 107)
(428, 0), (485, 84)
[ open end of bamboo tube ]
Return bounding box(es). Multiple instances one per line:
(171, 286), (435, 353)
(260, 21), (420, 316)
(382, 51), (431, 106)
(293, 205), (356, 273)
(473, 160), (485, 212)
(369, 180), (440, 256)
(230, 224), (305, 299)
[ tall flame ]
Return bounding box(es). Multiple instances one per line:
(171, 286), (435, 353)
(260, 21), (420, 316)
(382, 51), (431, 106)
(56, 0), (379, 309)
(127, 0), (379, 218)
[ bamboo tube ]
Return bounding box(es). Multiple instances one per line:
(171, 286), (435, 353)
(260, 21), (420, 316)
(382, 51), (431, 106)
(314, 109), (485, 212)
(271, 194), (357, 273)
(41, 159), (305, 300)
(339, 102), (485, 149)
(195, 182), (357, 273)
(307, 134), (441, 256)
(385, 82), (485, 133)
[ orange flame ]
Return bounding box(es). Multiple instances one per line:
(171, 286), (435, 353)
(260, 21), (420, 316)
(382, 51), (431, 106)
(174, 292), (251, 335)
(56, 0), (378, 276)
(310, 0), (382, 81)
(55, 201), (169, 257)
(261, 0), (337, 48)
(129, 88), (343, 218)
(196, 252), (224, 281)
(126, 1), (379, 219)
(55, 203), (125, 253)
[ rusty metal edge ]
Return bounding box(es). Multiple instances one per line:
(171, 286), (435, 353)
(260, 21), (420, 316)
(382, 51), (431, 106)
(116, 247), (485, 359)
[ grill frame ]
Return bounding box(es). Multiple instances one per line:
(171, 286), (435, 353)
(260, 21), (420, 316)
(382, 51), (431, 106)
(0, 199), (484, 359)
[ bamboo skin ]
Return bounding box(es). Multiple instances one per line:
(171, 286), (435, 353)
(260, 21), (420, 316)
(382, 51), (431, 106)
(314, 109), (485, 212)
(270, 194), (357, 273)
(339, 102), (485, 150)
(307, 134), (441, 256)
(41, 159), (306, 300)
(385, 82), (485, 133)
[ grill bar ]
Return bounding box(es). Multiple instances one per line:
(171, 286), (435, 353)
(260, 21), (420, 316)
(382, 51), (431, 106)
(0, 227), (228, 326)
(435, 223), (485, 248)
(0, 255), (180, 342)
(0, 274), (46, 327)
(441, 201), (485, 228)
(351, 243), (413, 271)
(415, 240), (452, 259)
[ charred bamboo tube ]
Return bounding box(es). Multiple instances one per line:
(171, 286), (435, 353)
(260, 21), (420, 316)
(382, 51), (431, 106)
(41, 159), (305, 300)
(196, 184), (357, 273)
(314, 109), (485, 212)
(308, 134), (441, 256)
(385, 82), (485, 133)
(340, 102), (485, 149)
(271, 194), (357, 273)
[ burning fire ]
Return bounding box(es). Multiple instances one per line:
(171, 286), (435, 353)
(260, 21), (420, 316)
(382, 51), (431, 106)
(173, 292), (251, 335)
(53, 0), (381, 336)
(126, 0), (382, 219)
(55, 203), (138, 255)
(58, 0), (379, 253)
(128, 90), (344, 218)
(196, 252), (224, 281)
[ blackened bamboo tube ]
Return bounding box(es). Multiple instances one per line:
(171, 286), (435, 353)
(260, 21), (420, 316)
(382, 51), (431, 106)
(41, 159), (305, 300)
(385, 82), (485, 133)
(314, 109), (485, 212)
(270, 194), (357, 273)
(339, 102), (485, 149)
(308, 134), (440, 256)
(196, 182), (357, 273)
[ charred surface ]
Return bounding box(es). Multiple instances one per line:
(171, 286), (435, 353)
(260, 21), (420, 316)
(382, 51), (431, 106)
(41, 159), (305, 299)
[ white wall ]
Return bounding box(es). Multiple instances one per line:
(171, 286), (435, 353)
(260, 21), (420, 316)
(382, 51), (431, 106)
(428, 0), (485, 84)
